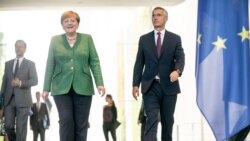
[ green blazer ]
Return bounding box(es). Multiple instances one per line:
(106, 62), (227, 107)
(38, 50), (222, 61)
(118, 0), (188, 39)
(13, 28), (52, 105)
(43, 33), (104, 96)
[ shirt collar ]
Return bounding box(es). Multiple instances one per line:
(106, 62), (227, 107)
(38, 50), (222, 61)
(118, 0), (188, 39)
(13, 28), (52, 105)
(154, 29), (165, 36)
(16, 57), (24, 63)
(154, 30), (165, 40)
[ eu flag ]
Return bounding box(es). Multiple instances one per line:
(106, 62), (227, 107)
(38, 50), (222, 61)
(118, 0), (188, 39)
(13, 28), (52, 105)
(196, 0), (250, 140)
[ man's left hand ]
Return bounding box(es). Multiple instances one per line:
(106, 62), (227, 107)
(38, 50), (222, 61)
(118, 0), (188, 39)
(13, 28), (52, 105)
(169, 70), (179, 82)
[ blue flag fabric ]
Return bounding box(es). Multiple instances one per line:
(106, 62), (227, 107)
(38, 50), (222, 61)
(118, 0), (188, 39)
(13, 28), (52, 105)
(196, 0), (250, 141)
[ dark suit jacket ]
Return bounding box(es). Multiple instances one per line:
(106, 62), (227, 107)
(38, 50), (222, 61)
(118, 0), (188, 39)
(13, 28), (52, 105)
(133, 30), (185, 95)
(0, 58), (38, 107)
(30, 102), (50, 131)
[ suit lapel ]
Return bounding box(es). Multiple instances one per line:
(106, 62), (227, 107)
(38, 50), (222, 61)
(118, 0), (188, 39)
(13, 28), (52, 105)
(18, 58), (27, 74)
(159, 30), (170, 58)
(35, 103), (42, 114)
(19, 58), (24, 69)
(148, 31), (158, 58)
(33, 103), (38, 114)
(10, 59), (15, 76)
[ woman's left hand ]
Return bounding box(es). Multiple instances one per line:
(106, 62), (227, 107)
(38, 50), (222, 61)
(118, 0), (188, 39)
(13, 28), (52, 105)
(42, 91), (49, 100)
(97, 86), (105, 97)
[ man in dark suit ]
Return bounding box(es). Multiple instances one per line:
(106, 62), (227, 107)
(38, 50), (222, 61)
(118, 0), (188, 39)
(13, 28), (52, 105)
(0, 40), (38, 141)
(30, 91), (50, 141)
(132, 7), (185, 141)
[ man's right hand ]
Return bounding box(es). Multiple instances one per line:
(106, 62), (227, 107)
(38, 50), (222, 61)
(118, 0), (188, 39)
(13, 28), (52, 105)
(132, 86), (139, 100)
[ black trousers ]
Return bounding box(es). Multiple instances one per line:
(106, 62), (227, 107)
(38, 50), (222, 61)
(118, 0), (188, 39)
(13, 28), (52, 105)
(33, 128), (45, 141)
(53, 88), (92, 141)
(103, 123), (116, 141)
(140, 119), (146, 141)
(143, 80), (177, 141)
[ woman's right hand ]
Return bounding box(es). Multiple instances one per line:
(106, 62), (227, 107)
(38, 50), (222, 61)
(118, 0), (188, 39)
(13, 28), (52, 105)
(97, 86), (105, 97)
(42, 91), (49, 100)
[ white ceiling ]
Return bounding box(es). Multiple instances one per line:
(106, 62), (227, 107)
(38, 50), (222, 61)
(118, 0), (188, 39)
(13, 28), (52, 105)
(0, 0), (184, 10)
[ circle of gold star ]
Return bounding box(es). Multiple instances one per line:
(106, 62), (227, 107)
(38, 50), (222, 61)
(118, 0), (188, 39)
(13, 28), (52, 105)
(212, 36), (227, 51)
(238, 26), (250, 42)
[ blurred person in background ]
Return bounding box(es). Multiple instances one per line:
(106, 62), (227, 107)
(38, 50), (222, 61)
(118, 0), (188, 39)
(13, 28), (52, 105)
(30, 91), (50, 141)
(0, 40), (38, 141)
(103, 94), (118, 141)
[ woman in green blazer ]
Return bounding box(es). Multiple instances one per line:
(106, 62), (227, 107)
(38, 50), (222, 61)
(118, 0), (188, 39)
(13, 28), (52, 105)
(42, 11), (105, 141)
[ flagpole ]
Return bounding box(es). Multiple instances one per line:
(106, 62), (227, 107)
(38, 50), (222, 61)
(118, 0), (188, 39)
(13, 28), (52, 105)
(201, 115), (204, 141)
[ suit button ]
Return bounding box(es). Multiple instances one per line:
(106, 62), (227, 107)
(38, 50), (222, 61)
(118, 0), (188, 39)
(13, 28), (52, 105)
(71, 67), (74, 70)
